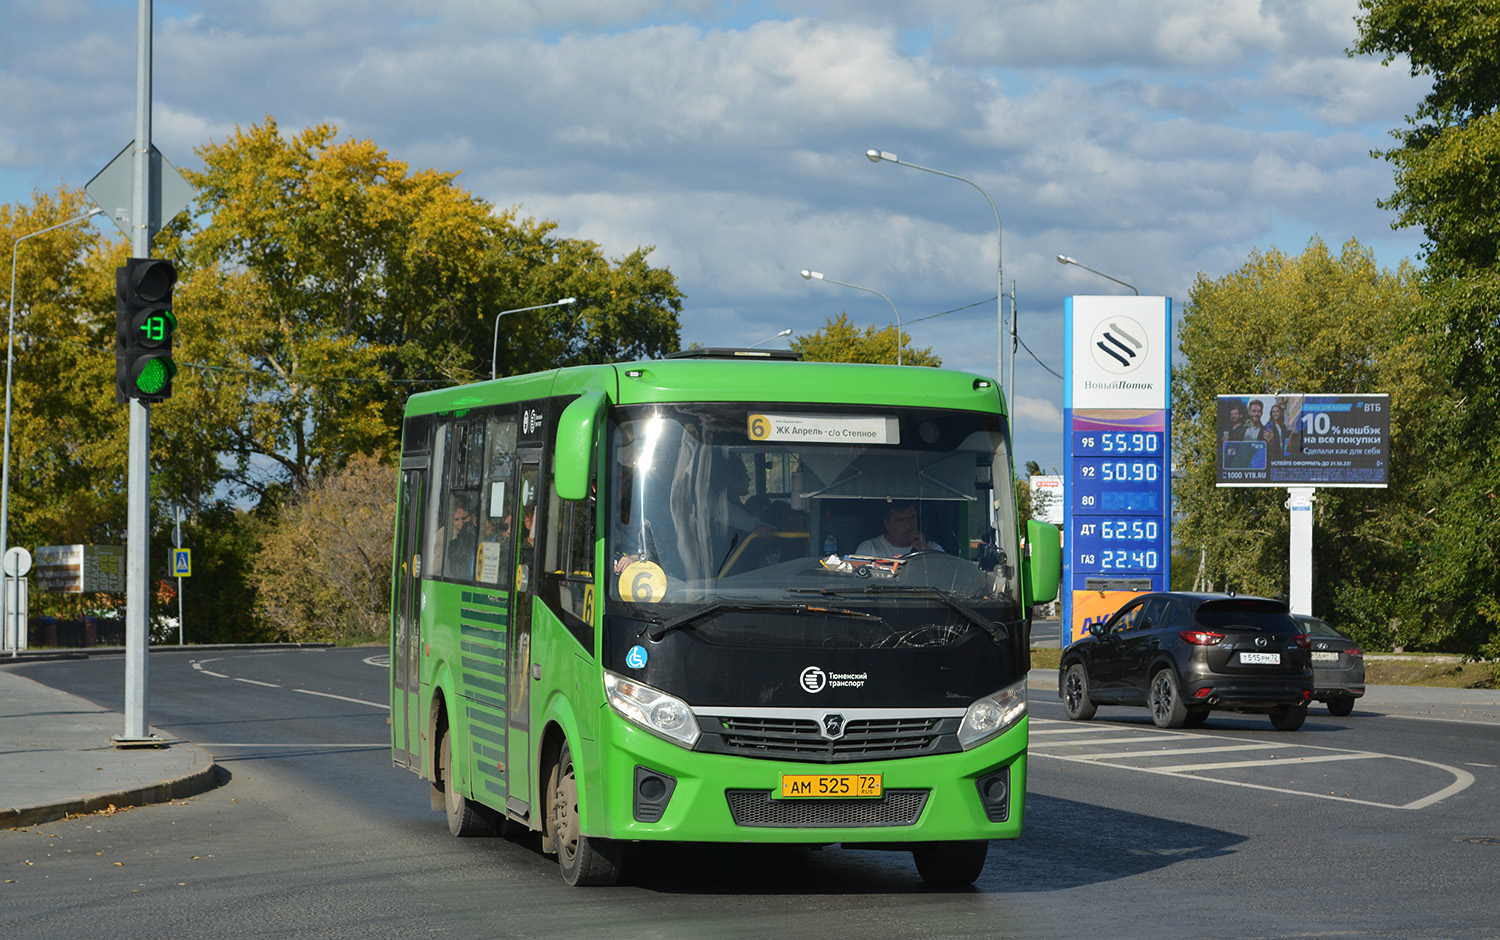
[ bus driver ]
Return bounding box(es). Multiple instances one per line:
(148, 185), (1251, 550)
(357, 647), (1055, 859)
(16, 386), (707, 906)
(856, 500), (943, 557)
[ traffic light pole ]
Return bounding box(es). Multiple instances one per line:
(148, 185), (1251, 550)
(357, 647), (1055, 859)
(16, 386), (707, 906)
(117, 0), (159, 747)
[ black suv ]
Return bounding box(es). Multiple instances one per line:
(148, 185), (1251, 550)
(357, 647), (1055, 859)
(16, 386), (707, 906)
(1059, 593), (1314, 731)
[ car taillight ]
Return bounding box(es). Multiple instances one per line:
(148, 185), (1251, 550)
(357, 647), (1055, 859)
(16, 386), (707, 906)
(1179, 630), (1225, 645)
(1346, 647), (1363, 657)
(1292, 633), (1311, 649)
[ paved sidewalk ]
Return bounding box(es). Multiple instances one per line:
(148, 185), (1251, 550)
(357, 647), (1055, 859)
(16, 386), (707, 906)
(0, 666), (217, 828)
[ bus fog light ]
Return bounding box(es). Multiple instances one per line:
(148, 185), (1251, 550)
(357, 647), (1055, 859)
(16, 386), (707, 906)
(958, 678), (1028, 750)
(605, 671), (700, 748)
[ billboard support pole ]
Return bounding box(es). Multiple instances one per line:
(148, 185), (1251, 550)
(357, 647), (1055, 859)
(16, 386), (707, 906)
(1285, 486), (1315, 616)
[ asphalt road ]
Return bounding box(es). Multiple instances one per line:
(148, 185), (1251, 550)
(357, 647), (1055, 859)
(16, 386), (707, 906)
(3, 647), (1498, 940)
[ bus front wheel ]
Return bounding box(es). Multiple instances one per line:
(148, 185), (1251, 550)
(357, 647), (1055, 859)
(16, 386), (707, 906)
(547, 741), (625, 886)
(913, 840), (988, 886)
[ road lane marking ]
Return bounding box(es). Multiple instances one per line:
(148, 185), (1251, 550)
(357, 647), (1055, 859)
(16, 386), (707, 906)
(1030, 718), (1475, 810)
(1070, 742), (1284, 761)
(197, 742), (387, 748)
(1152, 751), (1378, 773)
(293, 688), (388, 709)
(233, 677), (280, 687)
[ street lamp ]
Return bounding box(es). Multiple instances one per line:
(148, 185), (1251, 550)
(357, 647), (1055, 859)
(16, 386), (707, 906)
(747, 328), (792, 348)
(799, 270), (903, 365)
(3, 206), (103, 654)
(1056, 254), (1138, 295)
(491, 297), (577, 380)
(866, 149), (1004, 389)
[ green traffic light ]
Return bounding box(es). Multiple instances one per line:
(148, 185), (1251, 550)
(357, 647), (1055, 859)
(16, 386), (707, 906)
(134, 356), (173, 396)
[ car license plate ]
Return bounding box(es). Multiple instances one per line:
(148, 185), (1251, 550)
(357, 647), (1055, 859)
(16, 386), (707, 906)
(1239, 651), (1281, 665)
(1311, 651), (1339, 662)
(780, 774), (882, 798)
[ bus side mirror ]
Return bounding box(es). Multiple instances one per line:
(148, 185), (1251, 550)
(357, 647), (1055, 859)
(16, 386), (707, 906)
(554, 390), (606, 501)
(1022, 519), (1061, 606)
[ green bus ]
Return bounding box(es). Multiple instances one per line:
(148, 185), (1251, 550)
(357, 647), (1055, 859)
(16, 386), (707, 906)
(389, 349), (1061, 886)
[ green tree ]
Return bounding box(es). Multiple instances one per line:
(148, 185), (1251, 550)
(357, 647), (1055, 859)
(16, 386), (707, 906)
(1354, 1), (1500, 657)
(791, 312), (940, 366)
(1, 189), (128, 621)
(253, 454), (397, 642)
(1173, 238), (1442, 651)
(176, 117), (683, 500)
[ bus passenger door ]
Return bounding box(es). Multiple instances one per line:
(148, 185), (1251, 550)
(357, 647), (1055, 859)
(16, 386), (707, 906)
(506, 456), (541, 816)
(392, 465), (426, 771)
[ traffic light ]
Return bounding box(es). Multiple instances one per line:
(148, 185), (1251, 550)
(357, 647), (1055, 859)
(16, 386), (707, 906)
(115, 257), (178, 403)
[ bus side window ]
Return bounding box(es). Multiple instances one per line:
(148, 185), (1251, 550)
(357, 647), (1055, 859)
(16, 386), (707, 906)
(428, 418), (486, 582)
(476, 410), (519, 585)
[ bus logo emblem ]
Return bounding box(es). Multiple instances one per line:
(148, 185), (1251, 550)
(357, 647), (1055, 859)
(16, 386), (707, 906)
(821, 714), (845, 739)
(799, 666), (826, 693)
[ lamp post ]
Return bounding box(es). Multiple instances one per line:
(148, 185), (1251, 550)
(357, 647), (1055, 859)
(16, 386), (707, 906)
(1056, 254), (1138, 295)
(3, 206), (103, 654)
(866, 149), (1003, 386)
(747, 328), (792, 348)
(491, 297), (577, 380)
(799, 270), (903, 365)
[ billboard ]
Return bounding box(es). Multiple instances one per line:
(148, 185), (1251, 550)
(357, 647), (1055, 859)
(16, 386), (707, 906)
(34, 545), (126, 594)
(1029, 475), (1064, 525)
(1216, 394), (1388, 488)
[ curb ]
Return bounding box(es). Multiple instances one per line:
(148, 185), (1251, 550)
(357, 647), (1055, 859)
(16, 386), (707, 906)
(0, 743), (221, 829)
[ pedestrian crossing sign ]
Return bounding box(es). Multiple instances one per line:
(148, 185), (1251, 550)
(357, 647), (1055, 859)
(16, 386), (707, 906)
(172, 548), (191, 577)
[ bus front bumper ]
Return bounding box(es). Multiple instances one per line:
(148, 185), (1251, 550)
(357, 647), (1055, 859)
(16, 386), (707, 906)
(584, 714), (1028, 845)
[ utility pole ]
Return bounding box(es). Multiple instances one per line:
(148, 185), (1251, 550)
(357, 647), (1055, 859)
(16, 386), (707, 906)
(117, 0), (159, 746)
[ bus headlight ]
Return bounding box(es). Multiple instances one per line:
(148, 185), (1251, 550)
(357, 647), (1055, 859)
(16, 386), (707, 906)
(957, 677), (1028, 750)
(604, 671), (701, 748)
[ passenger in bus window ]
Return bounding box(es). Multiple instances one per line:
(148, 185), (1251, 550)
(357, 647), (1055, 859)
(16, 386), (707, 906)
(446, 497), (478, 579)
(856, 500), (944, 557)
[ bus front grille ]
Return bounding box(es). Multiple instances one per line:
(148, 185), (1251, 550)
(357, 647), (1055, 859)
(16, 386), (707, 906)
(706, 715), (958, 762)
(726, 789), (929, 828)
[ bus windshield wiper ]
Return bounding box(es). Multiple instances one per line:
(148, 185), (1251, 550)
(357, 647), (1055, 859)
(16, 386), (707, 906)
(789, 586), (1007, 644)
(645, 600), (879, 641)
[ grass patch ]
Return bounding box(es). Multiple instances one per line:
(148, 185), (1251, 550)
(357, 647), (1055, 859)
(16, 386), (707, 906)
(1364, 659), (1497, 690)
(1029, 648), (1062, 672)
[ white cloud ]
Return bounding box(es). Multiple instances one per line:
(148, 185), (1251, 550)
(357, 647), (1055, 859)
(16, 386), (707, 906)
(0, 0), (1433, 470)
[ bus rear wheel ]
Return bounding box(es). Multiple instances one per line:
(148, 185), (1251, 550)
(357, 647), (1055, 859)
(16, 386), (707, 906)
(439, 727), (497, 837)
(913, 840), (988, 886)
(547, 741), (624, 886)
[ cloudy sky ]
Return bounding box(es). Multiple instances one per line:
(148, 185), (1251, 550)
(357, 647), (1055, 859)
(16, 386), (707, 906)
(1, 0), (1428, 471)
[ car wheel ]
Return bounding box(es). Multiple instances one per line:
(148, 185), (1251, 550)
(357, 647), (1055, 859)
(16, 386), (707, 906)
(1327, 696), (1355, 717)
(913, 840), (988, 886)
(1148, 669), (1188, 729)
(547, 740), (625, 886)
(1062, 663), (1097, 721)
(439, 727), (497, 837)
(1269, 701), (1309, 731)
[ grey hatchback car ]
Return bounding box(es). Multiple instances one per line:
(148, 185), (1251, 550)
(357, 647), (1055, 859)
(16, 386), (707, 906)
(1059, 592), (1314, 730)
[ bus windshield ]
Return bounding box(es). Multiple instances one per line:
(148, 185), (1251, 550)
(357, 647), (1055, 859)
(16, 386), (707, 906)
(605, 401), (1022, 625)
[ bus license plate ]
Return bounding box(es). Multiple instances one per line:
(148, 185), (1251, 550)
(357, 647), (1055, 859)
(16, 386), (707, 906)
(781, 774), (882, 798)
(1240, 651), (1281, 665)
